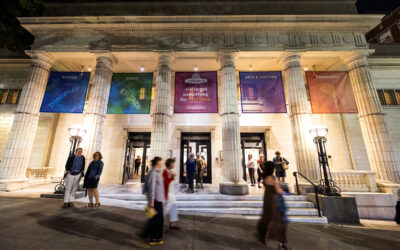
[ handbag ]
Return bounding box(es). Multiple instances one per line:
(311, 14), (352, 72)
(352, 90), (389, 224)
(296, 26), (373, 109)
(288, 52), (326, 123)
(281, 158), (289, 170)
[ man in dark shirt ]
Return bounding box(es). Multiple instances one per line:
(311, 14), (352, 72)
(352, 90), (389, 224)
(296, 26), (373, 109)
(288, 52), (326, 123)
(184, 153), (196, 193)
(64, 148), (85, 208)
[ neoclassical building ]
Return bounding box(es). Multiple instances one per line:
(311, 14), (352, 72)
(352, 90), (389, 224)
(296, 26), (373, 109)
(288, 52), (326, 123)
(0, 0), (399, 206)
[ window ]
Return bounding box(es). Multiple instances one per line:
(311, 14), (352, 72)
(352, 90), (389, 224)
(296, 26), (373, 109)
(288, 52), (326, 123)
(377, 89), (400, 106)
(0, 89), (22, 105)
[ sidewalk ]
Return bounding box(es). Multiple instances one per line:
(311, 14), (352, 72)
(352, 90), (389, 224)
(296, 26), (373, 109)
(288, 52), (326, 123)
(0, 196), (399, 250)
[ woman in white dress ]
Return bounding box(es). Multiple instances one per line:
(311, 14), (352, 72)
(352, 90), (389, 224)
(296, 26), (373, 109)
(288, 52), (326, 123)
(162, 158), (180, 230)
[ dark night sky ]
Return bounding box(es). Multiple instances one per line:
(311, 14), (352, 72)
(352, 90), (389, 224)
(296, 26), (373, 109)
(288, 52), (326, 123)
(357, 0), (400, 14)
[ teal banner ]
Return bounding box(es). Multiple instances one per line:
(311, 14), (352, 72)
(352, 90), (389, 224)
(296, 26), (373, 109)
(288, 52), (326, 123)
(107, 73), (153, 114)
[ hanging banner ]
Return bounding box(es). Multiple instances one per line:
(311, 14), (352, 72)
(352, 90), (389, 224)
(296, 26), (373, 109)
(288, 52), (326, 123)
(239, 71), (287, 113)
(174, 72), (218, 113)
(40, 72), (90, 113)
(306, 71), (358, 113)
(107, 73), (153, 114)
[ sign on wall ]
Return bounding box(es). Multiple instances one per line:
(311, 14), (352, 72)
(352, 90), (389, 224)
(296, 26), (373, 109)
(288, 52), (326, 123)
(107, 73), (153, 114)
(239, 71), (287, 113)
(174, 72), (218, 113)
(306, 71), (358, 113)
(40, 72), (90, 113)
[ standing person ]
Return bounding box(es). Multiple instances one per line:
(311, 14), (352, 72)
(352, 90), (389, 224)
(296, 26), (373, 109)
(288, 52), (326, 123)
(141, 157), (165, 245)
(63, 148), (85, 208)
(163, 158), (180, 230)
(246, 154), (256, 186)
(257, 154), (265, 188)
(135, 155), (141, 176)
(196, 154), (206, 189)
(184, 153), (197, 193)
(83, 152), (104, 208)
(273, 151), (289, 183)
(257, 161), (289, 249)
(395, 188), (400, 225)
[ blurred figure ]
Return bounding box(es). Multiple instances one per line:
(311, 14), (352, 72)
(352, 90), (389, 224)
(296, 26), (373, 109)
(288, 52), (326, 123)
(141, 156), (165, 245)
(64, 148), (85, 208)
(395, 188), (400, 224)
(246, 154), (256, 186)
(257, 154), (265, 188)
(163, 158), (180, 229)
(134, 155), (141, 176)
(83, 152), (104, 208)
(257, 161), (289, 249)
(184, 153), (196, 193)
(196, 154), (206, 189)
(273, 151), (289, 183)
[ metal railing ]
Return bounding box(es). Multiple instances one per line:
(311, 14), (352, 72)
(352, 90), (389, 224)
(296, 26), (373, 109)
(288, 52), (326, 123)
(293, 171), (322, 217)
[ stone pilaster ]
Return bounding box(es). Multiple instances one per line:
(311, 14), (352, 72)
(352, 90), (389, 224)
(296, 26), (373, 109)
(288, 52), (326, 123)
(82, 53), (114, 158)
(0, 51), (53, 191)
(344, 51), (399, 183)
(283, 52), (319, 181)
(150, 52), (174, 160)
(218, 51), (249, 195)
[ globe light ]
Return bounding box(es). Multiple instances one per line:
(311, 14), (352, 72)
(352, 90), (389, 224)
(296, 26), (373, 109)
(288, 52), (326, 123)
(68, 127), (78, 137)
(309, 126), (328, 138)
(77, 128), (87, 137)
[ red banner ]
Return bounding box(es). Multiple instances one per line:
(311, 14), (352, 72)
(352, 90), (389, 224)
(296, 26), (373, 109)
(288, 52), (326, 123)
(306, 71), (357, 114)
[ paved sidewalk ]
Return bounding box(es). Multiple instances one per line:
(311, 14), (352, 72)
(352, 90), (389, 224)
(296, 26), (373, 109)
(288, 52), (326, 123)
(0, 197), (399, 250)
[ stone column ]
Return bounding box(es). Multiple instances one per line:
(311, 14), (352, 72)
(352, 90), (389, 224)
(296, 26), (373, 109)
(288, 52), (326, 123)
(82, 53), (114, 158)
(150, 52), (174, 160)
(218, 51), (249, 195)
(0, 52), (53, 191)
(283, 52), (319, 180)
(344, 51), (399, 183)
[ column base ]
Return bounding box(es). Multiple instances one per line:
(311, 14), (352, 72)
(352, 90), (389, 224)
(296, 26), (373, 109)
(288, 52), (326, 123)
(219, 181), (249, 196)
(0, 178), (29, 191)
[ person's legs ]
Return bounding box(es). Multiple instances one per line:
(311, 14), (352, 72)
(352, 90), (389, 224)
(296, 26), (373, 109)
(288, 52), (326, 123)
(188, 171), (194, 191)
(200, 169), (203, 188)
(150, 201), (164, 240)
(169, 203), (179, 225)
(243, 166), (247, 182)
(93, 188), (100, 204)
(249, 168), (255, 185)
(64, 174), (73, 204)
(69, 175), (80, 203)
(88, 189), (94, 204)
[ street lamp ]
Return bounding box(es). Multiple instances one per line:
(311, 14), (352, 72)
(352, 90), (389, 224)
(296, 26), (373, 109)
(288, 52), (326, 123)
(309, 126), (341, 196)
(68, 127), (86, 156)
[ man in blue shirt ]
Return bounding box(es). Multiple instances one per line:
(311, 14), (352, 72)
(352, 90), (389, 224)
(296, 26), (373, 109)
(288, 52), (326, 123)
(64, 148), (85, 208)
(184, 153), (196, 193)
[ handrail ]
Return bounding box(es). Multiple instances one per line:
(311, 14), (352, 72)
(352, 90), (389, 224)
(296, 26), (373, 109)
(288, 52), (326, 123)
(293, 171), (322, 217)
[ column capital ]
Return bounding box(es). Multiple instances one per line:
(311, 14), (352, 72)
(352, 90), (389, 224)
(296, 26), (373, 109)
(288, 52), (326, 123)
(342, 50), (374, 71)
(280, 51), (303, 70)
(155, 50), (175, 69)
(25, 50), (54, 71)
(217, 50), (238, 69)
(91, 51), (116, 70)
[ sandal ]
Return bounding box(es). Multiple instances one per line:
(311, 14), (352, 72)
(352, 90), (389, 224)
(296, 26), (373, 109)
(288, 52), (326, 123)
(87, 203), (94, 208)
(94, 203), (101, 208)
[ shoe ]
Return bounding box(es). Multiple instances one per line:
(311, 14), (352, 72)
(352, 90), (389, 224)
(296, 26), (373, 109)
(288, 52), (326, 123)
(68, 202), (74, 207)
(63, 203), (69, 208)
(258, 184), (262, 188)
(251, 184), (255, 186)
(149, 239), (164, 245)
(169, 225), (181, 230)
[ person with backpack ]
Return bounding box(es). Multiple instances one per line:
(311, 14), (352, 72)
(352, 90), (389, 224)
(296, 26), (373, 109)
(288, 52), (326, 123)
(141, 156), (165, 245)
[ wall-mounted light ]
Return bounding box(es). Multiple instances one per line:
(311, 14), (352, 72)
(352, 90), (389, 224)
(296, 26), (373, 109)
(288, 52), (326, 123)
(87, 67), (92, 72)
(249, 64), (253, 71)
(303, 66), (308, 71)
(194, 66), (198, 71)
(140, 65), (145, 72)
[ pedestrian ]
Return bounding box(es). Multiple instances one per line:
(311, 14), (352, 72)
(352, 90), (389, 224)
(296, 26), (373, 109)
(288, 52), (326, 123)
(163, 158), (180, 230)
(196, 154), (206, 189)
(141, 156), (165, 245)
(135, 155), (141, 176)
(257, 161), (289, 249)
(395, 188), (400, 224)
(273, 151), (289, 183)
(246, 154), (256, 186)
(257, 154), (265, 188)
(184, 153), (196, 193)
(83, 152), (104, 208)
(63, 148), (85, 208)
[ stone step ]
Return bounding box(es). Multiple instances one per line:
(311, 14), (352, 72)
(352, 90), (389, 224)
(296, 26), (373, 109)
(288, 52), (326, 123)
(130, 200), (315, 208)
(177, 207), (320, 216)
(100, 193), (309, 202)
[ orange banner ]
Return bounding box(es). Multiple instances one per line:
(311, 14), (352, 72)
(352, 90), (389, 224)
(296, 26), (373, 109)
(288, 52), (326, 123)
(306, 71), (358, 114)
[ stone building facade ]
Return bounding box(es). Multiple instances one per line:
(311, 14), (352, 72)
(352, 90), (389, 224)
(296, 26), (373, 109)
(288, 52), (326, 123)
(0, 0), (399, 203)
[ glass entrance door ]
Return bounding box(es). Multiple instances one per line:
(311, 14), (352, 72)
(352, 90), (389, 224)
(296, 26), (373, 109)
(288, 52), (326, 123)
(180, 133), (212, 184)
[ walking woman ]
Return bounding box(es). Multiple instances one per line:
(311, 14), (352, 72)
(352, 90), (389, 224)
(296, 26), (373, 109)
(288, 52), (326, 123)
(257, 161), (289, 249)
(141, 156), (165, 245)
(163, 158), (180, 230)
(257, 154), (265, 188)
(83, 152), (104, 208)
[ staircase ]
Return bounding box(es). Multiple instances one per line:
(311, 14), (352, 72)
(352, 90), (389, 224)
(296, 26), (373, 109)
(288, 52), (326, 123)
(99, 193), (327, 224)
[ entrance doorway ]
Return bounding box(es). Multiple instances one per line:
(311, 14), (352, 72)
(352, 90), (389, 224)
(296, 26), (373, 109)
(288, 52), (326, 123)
(241, 133), (266, 180)
(122, 132), (151, 184)
(180, 133), (212, 184)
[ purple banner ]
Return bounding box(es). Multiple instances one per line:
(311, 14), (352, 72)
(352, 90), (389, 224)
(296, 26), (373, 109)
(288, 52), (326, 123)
(239, 71), (287, 113)
(174, 72), (218, 113)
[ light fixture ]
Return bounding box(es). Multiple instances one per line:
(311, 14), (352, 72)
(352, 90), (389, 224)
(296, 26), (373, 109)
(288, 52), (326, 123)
(303, 66), (308, 71)
(68, 127), (86, 137)
(249, 64), (253, 71)
(87, 67), (92, 72)
(140, 65), (145, 72)
(309, 126), (328, 138)
(194, 66), (198, 71)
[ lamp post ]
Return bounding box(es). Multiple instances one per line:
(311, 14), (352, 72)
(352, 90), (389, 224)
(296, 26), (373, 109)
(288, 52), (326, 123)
(309, 126), (341, 196)
(68, 127), (86, 156)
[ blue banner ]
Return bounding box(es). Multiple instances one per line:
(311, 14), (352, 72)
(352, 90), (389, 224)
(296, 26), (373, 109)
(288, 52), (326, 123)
(40, 72), (90, 113)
